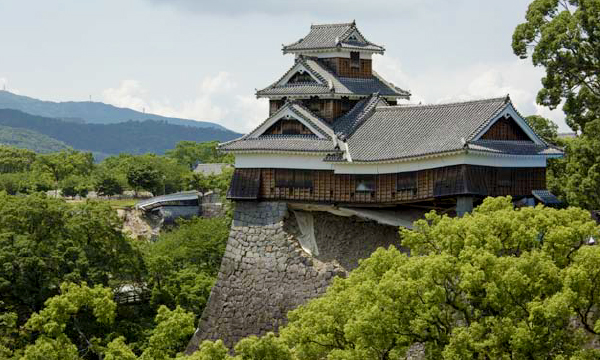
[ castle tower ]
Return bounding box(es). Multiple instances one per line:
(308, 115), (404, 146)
(187, 22), (564, 354)
(258, 21), (409, 123)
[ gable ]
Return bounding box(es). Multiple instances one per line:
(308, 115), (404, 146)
(263, 118), (314, 136)
(343, 29), (366, 44)
(278, 63), (323, 86)
(287, 71), (317, 84)
(248, 104), (334, 140)
(480, 116), (532, 141)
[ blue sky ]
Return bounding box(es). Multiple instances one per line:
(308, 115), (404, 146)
(0, 0), (569, 132)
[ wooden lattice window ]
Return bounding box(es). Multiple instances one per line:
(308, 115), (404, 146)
(396, 171), (417, 191)
(497, 168), (513, 188)
(355, 175), (376, 192)
(275, 169), (312, 189)
(350, 52), (360, 69)
(433, 166), (465, 196)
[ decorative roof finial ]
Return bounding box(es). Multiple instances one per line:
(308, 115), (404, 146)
(352, 19), (356, 25)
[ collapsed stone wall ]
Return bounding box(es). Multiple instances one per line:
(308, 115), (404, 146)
(186, 201), (403, 353)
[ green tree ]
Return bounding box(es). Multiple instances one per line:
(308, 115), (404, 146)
(526, 114), (560, 143)
(94, 171), (124, 197)
(0, 173), (28, 195)
(127, 163), (162, 195)
(144, 217), (229, 318)
(22, 282), (116, 359)
(34, 150), (94, 188)
(0, 306), (20, 359)
(139, 306), (196, 360)
(17, 282), (197, 360)
(166, 141), (234, 169)
(0, 193), (144, 328)
(0, 145), (36, 173)
(125, 155), (188, 196)
(513, 0), (600, 133)
(560, 119), (600, 209)
(60, 175), (90, 198)
(186, 166), (233, 195)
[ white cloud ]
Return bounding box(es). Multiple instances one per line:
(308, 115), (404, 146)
(102, 80), (149, 112)
(374, 55), (570, 131)
(201, 71), (237, 94)
(102, 77), (229, 122)
(372, 55), (425, 104)
(101, 72), (267, 132)
(101, 59), (571, 134)
(232, 95), (269, 132)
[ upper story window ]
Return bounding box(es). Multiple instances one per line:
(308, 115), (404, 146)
(397, 172), (417, 192)
(275, 169), (312, 189)
(355, 175), (376, 192)
(348, 34), (358, 41)
(497, 168), (513, 188)
(350, 52), (360, 69)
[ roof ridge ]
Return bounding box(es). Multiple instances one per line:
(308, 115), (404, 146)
(256, 58), (326, 94)
(310, 22), (354, 28)
(257, 134), (325, 140)
(377, 96), (509, 111)
(371, 71), (410, 96)
(289, 99), (333, 130)
(471, 139), (543, 144)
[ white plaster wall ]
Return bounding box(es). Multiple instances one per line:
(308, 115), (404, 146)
(234, 152), (549, 173)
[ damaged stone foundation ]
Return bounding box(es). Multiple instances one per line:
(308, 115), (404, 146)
(186, 201), (406, 353)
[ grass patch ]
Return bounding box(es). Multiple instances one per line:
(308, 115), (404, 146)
(104, 198), (138, 209)
(65, 198), (139, 209)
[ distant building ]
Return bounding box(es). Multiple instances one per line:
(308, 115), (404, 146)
(219, 21), (564, 214)
(193, 163), (232, 176)
(135, 191), (201, 224)
(558, 132), (577, 139)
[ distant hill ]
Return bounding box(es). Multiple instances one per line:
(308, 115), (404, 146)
(0, 109), (241, 155)
(0, 125), (71, 153)
(0, 90), (229, 130)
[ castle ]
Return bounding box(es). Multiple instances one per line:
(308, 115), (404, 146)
(186, 22), (563, 353)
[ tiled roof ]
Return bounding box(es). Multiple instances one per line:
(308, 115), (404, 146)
(532, 190), (562, 205)
(467, 140), (563, 156)
(136, 191), (200, 211)
(256, 58), (409, 98)
(193, 163), (231, 175)
(333, 94), (383, 139)
(344, 97), (512, 162)
(220, 135), (338, 153)
(222, 95), (564, 163)
(282, 22), (384, 53)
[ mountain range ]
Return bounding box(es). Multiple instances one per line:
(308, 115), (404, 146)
(0, 90), (228, 130)
(0, 91), (242, 157)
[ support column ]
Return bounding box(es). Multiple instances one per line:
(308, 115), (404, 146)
(456, 196), (474, 217)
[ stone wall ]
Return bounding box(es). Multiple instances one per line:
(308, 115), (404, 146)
(186, 201), (403, 353)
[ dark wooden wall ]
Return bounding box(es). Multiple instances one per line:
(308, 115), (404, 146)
(320, 58), (372, 78)
(269, 100), (284, 116)
(228, 165), (547, 204)
(481, 116), (531, 141)
(268, 99), (359, 123)
(263, 119), (313, 135)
